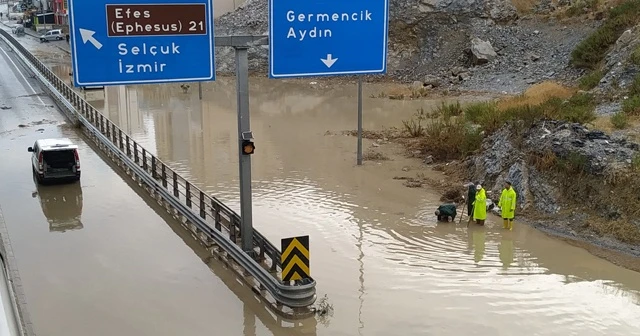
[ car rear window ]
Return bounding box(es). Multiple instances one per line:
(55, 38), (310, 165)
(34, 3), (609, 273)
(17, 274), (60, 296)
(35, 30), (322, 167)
(43, 150), (75, 168)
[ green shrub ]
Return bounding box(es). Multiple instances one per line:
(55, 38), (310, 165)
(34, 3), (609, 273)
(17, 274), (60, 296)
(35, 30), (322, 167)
(557, 152), (590, 174)
(611, 111), (629, 129)
(436, 101), (463, 120)
(558, 93), (597, 124)
(579, 70), (604, 90)
(631, 45), (640, 65)
(422, 119), (482, 160)
(464, 101), (497, 123)
(566, 0), (600, 17)
(622, 95), (640, 115)
(628, 74), (640, 96)
(402, 108), (427, 137)
(571, 0), (640, 69)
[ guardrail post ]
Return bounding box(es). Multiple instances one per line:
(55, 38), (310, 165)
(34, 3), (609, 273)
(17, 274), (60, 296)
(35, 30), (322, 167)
(212, 201), (221, 231)
(199, 191), (206, 219)
(230, 217), (239, 242)
(186, 182), (192, 207)
(126, 136), (131, 156)
(172, 172), (179, 197)
(111, 124), (116, 143)
(99, 115), (104, 133)
(142, 149), (147, 170)
(151, 157), (157, 179)
(134, 143), (139, 163)
(118, 130), (123, 150)
(161, 165), (167, 188)
(270, 251), (278, 272)
(259, 239), (266, 262)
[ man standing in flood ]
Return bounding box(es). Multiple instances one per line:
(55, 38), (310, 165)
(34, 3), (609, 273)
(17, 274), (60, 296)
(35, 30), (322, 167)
(467, 182), (476, 223)
(473, 184), (486, 225)
(499, 181), (517, 230)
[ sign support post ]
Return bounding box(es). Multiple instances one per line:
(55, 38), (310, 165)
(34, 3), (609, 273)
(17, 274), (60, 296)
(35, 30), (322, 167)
(235, 46), (254, 254)
(357, 78), (363, 166)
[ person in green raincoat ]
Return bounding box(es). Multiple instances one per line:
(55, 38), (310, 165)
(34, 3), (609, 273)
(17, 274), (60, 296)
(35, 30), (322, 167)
(498, 181), (517, 230)
(473, 184), (487, 226)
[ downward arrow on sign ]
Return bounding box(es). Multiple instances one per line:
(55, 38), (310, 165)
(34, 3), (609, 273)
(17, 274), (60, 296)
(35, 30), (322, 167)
(321, 54), (338, 68)
(79, 28), (103, 50)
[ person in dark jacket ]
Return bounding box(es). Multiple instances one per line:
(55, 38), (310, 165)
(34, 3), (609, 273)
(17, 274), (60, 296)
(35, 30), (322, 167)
(435, 203), (457, 222)
(467, 182), (477, 222)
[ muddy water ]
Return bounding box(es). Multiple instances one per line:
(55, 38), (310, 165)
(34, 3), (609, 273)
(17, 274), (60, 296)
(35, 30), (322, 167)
(81, 79), (640, 335)
(0, 38), (316, 336)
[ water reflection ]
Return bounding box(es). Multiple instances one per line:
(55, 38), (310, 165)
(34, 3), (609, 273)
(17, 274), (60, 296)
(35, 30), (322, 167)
(499, 234), (514, 269)
(99, 81), (640, 335)
(31, 178), (83, 233)
(471, 228), (485, 264)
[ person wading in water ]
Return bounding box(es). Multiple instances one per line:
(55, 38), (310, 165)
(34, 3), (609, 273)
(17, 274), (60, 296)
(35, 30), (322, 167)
(467, 182), (477, 223)
(473, 184), (487, 226)
(499, 181), (517, 230)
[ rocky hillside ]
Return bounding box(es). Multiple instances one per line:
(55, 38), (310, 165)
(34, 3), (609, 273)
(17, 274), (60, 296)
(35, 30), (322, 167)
(451, 119), (640, 256)
(214, 0), (599, 93)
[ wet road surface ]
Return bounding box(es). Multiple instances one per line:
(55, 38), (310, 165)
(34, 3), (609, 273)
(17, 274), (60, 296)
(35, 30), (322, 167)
(0, 27), (316, 336)
(3, 17), (640, 336)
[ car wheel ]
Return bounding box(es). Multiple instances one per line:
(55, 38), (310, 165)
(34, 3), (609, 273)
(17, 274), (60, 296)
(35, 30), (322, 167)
(32, 167), (43, 184)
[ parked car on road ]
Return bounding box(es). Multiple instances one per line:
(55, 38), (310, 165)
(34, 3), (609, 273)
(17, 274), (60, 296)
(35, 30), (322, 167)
(39, 29), (64, 42)
(28, 138), (81, 184)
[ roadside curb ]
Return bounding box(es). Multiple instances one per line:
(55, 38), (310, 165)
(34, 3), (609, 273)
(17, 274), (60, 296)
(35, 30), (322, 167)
(56, 45), (71, 55)
(0, 205), (37, 336)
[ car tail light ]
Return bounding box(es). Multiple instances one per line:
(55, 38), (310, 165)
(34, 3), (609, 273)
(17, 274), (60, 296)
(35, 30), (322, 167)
(73, 149), (80, 169)
(37, 152), (43, 170)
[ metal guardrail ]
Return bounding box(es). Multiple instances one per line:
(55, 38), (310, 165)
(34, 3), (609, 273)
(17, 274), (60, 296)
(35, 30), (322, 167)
(0, 30), (316, 312)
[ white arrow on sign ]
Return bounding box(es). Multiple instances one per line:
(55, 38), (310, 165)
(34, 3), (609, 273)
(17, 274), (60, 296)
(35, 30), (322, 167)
(321, 54), (338, 68)
(79, 28), (103, 50)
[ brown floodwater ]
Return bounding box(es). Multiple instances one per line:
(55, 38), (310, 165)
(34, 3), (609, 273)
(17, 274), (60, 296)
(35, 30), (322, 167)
(4, 16), (640, 336)
(82, 78), (640, 335)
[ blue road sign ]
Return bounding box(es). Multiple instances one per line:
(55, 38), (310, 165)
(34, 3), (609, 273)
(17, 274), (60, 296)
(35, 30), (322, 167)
(68, 0), (215, 87)
(268, 0), (388, 78)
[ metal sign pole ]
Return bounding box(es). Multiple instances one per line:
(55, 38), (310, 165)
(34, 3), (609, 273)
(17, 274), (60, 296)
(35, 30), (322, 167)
(235, 46), (254, 254)
(198, 82), (203, 100)
(357, 77), (363, 166)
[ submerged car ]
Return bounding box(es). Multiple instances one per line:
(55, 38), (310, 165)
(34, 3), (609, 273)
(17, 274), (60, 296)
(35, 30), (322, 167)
(28, 138), (81, 184)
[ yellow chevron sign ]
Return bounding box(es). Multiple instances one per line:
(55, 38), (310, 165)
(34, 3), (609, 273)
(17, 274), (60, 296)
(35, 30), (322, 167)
(281, 235), (310, 282)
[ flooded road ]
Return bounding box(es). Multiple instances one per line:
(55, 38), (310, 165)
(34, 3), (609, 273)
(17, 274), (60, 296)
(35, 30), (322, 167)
(99, 81), (640, 335)
(3, 16), (640, 335)
(0, 28), (316, 336)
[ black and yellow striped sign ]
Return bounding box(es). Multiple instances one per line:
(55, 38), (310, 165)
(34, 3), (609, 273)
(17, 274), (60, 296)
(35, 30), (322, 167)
(281, 235), (310, 282)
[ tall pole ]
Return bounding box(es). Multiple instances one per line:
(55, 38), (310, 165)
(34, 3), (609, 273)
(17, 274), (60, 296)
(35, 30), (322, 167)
(198, 82), (203, 100)
(235, 46), (254, 254)
(356, 77), (363, 165)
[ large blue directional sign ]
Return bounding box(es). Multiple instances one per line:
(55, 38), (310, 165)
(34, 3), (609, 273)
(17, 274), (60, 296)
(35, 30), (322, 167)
(68, 0), (215, 87)
(269, 0), (388, 78)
